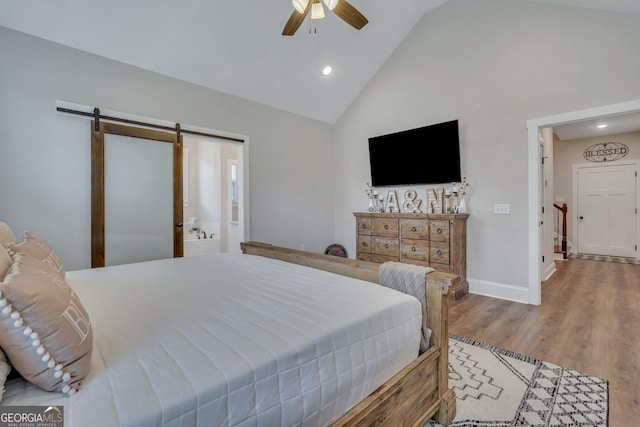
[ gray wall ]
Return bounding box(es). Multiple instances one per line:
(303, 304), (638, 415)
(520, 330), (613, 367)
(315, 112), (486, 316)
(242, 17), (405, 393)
(4, 0), (640, 300)
(0, 27), (335, 270)
(333, 0), (640, 300)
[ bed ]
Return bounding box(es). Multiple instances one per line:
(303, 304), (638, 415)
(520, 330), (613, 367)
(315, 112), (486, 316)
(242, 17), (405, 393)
(0, 229), (457, 426)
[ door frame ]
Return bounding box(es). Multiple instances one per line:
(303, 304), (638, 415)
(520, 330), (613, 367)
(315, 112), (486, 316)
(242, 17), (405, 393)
(227, 158), (241, 253)
(572, 159), (639, 259)
(527, 98), (640, 305)
(91, 121), (183, 267)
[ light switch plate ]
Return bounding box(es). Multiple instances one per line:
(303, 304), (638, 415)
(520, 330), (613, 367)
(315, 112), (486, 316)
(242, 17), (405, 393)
(494, 204), (510, 215)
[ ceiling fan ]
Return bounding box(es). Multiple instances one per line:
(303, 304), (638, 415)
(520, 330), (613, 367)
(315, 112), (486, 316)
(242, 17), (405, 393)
(282, 0), (368, 36)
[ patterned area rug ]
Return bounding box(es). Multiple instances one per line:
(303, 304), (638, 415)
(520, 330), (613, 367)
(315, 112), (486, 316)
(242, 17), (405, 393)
(568, 253), (640, 265)
(442, 335), (609, 426)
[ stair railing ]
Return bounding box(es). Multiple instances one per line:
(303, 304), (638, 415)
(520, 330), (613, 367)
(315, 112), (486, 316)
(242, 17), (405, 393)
(553, 203), (568, 260)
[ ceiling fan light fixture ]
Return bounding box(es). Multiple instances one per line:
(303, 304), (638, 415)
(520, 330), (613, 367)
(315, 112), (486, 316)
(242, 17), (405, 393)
(322, 0), (339, 10)
(292, 0), (309, 14)
(311, 0), (325, 19)
(282, 0), (367, 36)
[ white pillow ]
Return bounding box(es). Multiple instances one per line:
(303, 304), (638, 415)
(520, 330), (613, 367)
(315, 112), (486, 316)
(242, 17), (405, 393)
(0, 223), (17, 247)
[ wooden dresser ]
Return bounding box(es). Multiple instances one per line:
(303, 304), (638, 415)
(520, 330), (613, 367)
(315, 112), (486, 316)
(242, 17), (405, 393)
(353, 212), (469, 299)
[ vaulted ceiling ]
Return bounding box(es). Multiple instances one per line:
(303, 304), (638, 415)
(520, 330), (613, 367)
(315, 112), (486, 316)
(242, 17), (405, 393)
(1, 0), (638, 124)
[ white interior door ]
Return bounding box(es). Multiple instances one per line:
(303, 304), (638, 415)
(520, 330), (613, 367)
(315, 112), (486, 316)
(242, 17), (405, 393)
(577, 163), (636, 257)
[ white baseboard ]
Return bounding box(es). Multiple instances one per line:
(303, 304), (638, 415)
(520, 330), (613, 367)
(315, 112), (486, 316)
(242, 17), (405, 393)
(468, 278), (529, 304)
(544, 262), (557, 281)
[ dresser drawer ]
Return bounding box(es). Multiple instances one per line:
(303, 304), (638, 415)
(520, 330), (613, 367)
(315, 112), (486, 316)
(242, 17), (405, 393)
(429, 220), (450, 242)
(400, 239), (429, 261)
(357, 253), (372, 262)
(375, 237), (399, 257)
(429, 262), (450, 273)
(373, 218), (399, 237)
(403, 258), (449, 272)
(401, 219), (429, 239)
(357, 218), (373, 235)
(372, 254), (398, 264)
(430, 241), (450, 264)
(357, 235), (373, 253)
(402, 258), (431, 268)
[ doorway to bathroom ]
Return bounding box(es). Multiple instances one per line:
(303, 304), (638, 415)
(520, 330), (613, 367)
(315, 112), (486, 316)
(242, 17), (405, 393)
(183, 136), (244, 256)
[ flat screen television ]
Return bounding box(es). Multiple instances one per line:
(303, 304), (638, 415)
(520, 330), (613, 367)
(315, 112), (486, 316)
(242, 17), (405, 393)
(368, 120), (461, 187)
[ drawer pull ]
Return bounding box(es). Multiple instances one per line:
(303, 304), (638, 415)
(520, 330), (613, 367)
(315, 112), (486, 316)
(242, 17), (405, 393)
(411, 226), (417, 232)
(362, 242), (368, 247)
(384, 224), (389, 230)
(437, 228), (443, 234)
(384, 244), (389, 249)
(411, 247), (416, 252)
(361, 224), (367, 229)
(436, 250), (443, 256)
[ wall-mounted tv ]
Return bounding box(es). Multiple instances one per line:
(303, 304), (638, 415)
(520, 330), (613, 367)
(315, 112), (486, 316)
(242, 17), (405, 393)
(368, 120), (461, 187)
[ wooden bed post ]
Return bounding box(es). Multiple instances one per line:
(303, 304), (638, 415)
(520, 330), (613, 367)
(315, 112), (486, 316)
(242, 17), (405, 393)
(240, 242), (458, 426)
(427, 271), (459, 425)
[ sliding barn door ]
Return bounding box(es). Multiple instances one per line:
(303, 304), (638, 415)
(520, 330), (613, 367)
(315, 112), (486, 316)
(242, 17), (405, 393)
(92, 121), (183, 267)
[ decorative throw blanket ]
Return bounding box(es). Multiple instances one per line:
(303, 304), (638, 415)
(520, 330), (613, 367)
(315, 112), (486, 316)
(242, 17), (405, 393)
(379, 262), (434, 353)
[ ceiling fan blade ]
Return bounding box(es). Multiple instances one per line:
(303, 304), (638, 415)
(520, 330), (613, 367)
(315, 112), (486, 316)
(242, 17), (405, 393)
(282, 2), (312, 36)
(332, 0), (368, 30)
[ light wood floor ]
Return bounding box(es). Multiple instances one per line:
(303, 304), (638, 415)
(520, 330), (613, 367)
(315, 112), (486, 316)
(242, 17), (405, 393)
(449, 258), (640, 425)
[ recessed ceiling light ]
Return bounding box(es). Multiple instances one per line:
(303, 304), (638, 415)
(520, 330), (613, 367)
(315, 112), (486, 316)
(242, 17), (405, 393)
(597, 124), (608, 129)
(322, 65), (333, 76)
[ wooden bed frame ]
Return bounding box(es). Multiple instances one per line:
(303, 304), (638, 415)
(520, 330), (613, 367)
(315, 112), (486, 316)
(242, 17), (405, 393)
(241, 242), (458, 426)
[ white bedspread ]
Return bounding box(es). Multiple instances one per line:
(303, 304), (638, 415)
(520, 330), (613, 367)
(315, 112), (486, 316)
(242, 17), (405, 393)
(3, 253), (421, 426)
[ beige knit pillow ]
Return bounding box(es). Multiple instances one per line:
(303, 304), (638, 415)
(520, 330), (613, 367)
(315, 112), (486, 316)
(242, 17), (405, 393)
(0, 222), (16, 247)
(0, 349), (10, 402)
(9, 232), (65, 277)
(0, 245), (12, 281)
(0, 252), (92, 395)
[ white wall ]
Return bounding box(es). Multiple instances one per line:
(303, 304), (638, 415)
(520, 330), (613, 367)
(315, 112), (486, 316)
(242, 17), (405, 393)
(220, 144), (240, 253)
(183, 138), (199, 223)
(197, 140), (222, 230)
(0, 26), (335, 270)
(333, 0), (640, 301)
